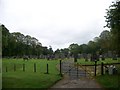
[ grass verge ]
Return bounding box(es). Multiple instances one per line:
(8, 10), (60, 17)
(95, 65), (120, 90)
(2, 58), (62, 88)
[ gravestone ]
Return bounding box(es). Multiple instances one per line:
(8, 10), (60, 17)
(108, 65), (113, 75)
(108, 51), (112, 58)
(105, 65), (109, 74)
(83, 53), (88, 62)
(112, 54), (117, 60)
(23, 55), (29, 61)
(113, 65), (117, 74)
(90, 54), (96, 61)
(77, 54), (80, 59)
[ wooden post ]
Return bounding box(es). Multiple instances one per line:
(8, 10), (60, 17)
(14, 64), (16, 72)
(101, 62), (104, 75)
(95, 60), (97, 76)
(59, 60), (62, 75)
(69, 65), (70, 76)
(77, 63), (78, 78)
(23, 64), (25, 72)
(85, 64), (86, 77)
(46, 64), (49, 74)
(34, 63), (36, 72)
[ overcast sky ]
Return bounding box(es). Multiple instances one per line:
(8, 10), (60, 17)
(0, 0), (114, 51)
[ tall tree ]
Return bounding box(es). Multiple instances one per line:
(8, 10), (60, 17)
(99, 30), (111, 53)
(105, 0), (120, 56)
(48, 46), (53, 55)
(1, 25), (10, 56)
(69, 43), (79, 55)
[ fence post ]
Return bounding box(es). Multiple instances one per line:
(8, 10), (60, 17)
(69, 65), (70, 76)
(46, 64), (49, 74)
(101, 62), (104, 75)
(95, 60), (97, 76)
(34, 63), (36, 72)
(85, 64), (86, 77)
(14, 64), (16, 72)
(59, 60), (62, 75)
(23, 64), (25, 72)
(77, 63), (78, 78)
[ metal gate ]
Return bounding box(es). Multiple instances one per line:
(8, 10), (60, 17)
(61, 60), (88, 79)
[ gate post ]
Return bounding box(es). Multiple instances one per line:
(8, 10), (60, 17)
(94, 60), (97, 76)
(69, 65), (70, 76)
(101, 62), (104, 75)
(77, 63), (78, 78)
(85, 64), (86, 77)
(44, 64), (49, 74)
(59, 60), (62, 76)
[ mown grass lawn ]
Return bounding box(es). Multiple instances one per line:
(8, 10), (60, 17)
(2, 58), (62, 88)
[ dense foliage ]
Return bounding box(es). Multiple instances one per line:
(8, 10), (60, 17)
(1, 25), (53, 57)
(105, 0), (120, 55)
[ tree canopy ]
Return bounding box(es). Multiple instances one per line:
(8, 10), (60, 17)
(105, 0), (120, 55)
(1, 24), (52, 58)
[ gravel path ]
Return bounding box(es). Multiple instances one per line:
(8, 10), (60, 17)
(50, 74), (102, 88)
(49, 59), (103, 89)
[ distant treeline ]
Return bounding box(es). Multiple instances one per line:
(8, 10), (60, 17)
(1, 24), (119, 59)
(1, 24), (53, 57)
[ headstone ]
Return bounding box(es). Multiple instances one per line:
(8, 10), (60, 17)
(23, 55), (29, 61)
(83, 53), (88, 61)
(88, 54), (91, 61)
(112, 54), (117, 60)
(113, 65), (117, 74)
(105, 65), (109, 74)
(78, 54), (81, 59)
(108, 65), (113, 75)
(108, 51), (112, 58)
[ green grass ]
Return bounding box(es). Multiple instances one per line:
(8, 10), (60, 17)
(77, 58), (120, 65)
(95, 65), (120, 89)
(96, 74), (119, 89)
(2, 58), (120, 89)
(2, 58), (62, 88)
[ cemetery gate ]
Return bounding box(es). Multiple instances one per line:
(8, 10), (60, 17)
(60, 60), (88, 79)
